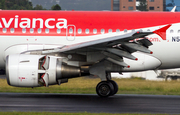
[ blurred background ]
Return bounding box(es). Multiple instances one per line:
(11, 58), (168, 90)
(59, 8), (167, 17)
(0, 0), (179, 11)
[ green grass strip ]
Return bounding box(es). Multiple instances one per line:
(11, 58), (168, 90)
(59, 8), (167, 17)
(1, 77), (180, 95)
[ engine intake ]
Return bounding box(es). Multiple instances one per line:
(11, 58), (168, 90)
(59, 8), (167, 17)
(6, 54), (86, 87)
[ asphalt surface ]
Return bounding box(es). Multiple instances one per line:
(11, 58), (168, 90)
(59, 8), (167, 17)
(0, 93), (180, 113)
(0, 75), (6, 79)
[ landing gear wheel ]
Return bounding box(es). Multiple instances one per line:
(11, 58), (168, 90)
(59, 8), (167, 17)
(96, 81), (114, 97)
(108, 80), (118, 96)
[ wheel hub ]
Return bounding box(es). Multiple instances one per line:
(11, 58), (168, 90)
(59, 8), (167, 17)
(99, 84), (110, 96)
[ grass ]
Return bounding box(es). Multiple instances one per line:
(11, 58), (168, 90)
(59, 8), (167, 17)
(0, 112), (170, 115)
(1, 77), (180, 95)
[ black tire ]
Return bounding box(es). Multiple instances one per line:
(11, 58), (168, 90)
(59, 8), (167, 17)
(96, 81), (114, 97)
(108, 80), (118, 96)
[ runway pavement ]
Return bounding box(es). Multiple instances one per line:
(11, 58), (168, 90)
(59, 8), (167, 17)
(0, 93), (180, 113)
(0, 75), (5, 79)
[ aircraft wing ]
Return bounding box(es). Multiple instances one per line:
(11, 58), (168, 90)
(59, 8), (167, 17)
(42, 31), (153, 55)
(41, 24), (172, 56)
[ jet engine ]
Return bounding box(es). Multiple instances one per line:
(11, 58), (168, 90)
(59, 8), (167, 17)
(6, 54), (84, 87)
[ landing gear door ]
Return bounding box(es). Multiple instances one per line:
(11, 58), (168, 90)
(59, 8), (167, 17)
(66, 25), (76, 41)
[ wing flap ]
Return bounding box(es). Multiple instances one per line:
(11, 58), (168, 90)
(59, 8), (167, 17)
(122, 42), (152, 54)
(106, 57), (129, 68)
(106, 48), (138, 60)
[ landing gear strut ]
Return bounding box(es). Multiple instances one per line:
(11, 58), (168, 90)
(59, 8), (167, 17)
(96, 80), (118, 97)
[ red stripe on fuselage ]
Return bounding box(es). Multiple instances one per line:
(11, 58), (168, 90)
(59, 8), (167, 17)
(0, 11), (179, 36)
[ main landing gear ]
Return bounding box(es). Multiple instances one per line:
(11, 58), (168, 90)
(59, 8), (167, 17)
(96, 80), (118, 97)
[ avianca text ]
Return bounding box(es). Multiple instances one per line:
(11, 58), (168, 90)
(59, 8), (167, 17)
(0, 15), (67, 29)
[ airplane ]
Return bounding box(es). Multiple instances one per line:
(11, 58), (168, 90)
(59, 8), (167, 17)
(0, 9), (180, 97)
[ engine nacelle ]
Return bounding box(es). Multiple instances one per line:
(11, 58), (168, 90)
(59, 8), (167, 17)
(6, 54), (82, 87)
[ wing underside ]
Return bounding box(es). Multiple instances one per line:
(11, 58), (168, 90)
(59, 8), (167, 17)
(42, 31), (153, 68)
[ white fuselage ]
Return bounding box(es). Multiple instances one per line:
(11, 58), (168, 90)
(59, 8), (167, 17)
(0, 23), (180, 72)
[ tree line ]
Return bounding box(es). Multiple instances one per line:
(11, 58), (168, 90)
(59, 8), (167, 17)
(0, 0), (61, 10)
